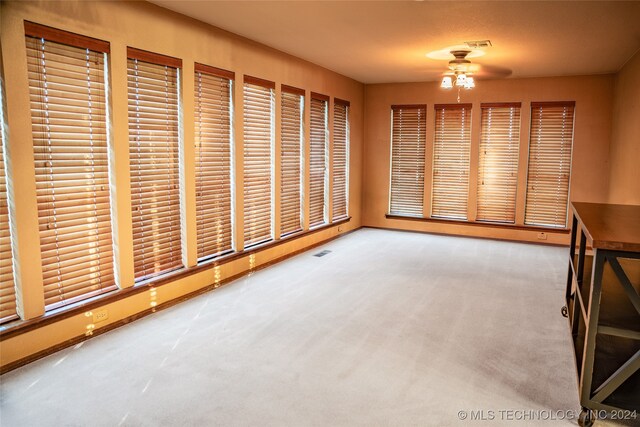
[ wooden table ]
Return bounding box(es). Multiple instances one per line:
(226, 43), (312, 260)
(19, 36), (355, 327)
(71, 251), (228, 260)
(564, 202), (640, 426)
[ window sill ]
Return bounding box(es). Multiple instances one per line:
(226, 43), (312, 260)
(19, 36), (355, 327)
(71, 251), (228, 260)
(385, 214), (570, 233)
(0, 216), (351, 341)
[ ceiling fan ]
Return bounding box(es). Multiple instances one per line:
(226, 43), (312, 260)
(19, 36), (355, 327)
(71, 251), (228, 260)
(431, 46), (512, 102)
(441, 50), (477, 90)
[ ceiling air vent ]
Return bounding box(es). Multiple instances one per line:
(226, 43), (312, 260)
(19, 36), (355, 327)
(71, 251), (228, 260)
(314, 250), (332, 257)
(465, 40), (492, 49)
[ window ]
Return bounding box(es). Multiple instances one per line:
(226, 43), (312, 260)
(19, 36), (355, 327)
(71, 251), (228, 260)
(243, 76), (274, 247)
(477, 103), (521, 223)
(309, 93), (329, 227)
(127, 47), (182, 281)
(525, 102), (575, 228)
(280, 85), (304, 236)
(332, 99), (349, 220)
(0, 79), (16, 323)
(389, 105), (426, 217)
(194, 63), (234, 261)
(432, 104), (472, 220)
(26, 23), (115, 309)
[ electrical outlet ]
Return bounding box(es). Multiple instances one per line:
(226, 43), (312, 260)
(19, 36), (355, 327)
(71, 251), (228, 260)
(338, 226), (343, 232)
(537, 232), (548, 240)
(93, 309), (108, 323)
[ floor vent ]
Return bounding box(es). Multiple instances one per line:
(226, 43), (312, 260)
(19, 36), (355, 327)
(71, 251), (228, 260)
(314, 250), (332, 257)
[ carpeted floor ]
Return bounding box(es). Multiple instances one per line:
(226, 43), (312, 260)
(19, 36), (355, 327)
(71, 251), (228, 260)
(1, 228), (593, 426)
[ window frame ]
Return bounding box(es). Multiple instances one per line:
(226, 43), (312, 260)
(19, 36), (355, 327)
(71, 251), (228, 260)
(127, 47), (184, 282)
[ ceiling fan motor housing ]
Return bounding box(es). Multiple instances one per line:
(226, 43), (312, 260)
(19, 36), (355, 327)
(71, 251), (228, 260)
(449, 50), (472, 74)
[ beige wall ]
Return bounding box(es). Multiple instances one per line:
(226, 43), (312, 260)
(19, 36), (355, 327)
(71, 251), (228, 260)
(608, 50), (640, 205)
(363, 75), (615, 244)
(0, 0), (363, 367)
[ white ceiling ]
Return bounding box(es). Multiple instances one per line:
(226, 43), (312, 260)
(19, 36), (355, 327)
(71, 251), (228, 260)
(150, 0), (640, 84)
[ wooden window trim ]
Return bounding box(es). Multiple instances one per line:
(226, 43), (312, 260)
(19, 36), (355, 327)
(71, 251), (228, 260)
(385, 214), (569, 233)
(0, 217), (351, 341)
(481, 102), (522, 108)
(24, 21), (110, 53)
(434, 103), (472, 109)
(244, 75), (275, 89)
(281, 84), (305, 96)
(531, 101), (576, 108)
(334, 98), (350, 107)
(392, 104), (426, 110)
(311, 92), (330, 102)
(127, 47), (182, 68)
(194, 62), (235, 80)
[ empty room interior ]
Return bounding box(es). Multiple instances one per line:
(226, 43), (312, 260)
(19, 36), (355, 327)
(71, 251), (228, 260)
(1, 1), (639, 426)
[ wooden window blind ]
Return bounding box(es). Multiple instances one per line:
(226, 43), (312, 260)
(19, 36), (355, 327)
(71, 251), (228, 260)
(332, 99), (349, 220)
(127, 48), (183, 281)
(309, 93), (329, 227)
(525, 102), (575, 228)
(0, 92), (17, 323)
(476, 103), (521, 223)
(194, 64), (234, 261)
(26, 26), (115, 310)
(389, 105), (426, 217)
(243, 76), (275, 247)
(280, 85), (304, 236)
(432, 104), (472, 220)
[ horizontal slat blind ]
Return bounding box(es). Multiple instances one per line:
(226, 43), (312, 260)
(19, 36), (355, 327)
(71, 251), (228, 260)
(243, 79), (274, 247)
(525, 102), (575, 228)
(332, 101), (349, 220)
(0, 94), (17, 323)
(128, 55), (182, 281)
(309, 96), (328, 227)
(280, 88), (303, 236)
(389, 105), (426, 216)
(477, 103), (521, 223)
(432, 104), (472, 220)
(194, 67), (234, 261)
(27, 35), (115, 309)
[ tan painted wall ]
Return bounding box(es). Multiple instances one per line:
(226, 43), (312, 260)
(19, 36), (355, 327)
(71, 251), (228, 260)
(363, 75), (615, 244)
(608, 50), (640, 205)
(0, 0), (363, 367)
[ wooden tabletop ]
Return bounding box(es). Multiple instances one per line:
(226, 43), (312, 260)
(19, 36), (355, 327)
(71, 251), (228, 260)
(572, 202), (640, 252)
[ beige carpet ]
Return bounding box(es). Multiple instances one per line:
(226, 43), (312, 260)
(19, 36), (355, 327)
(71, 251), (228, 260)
(1, 228), (593, 426)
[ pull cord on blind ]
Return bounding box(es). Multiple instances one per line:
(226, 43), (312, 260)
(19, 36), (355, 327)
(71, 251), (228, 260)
(243, 77), (275, 248)
(309, 94), (329, 227)
(476, 103), (521, 223)
(389, 105), (426, 217)
(280, 86), (304, 236)
(432, 104), (472, 220)
(194, 64), (234, 261)
(26, 25), (116, 310)
(332, 100), (349, 220)
(525, 102), (575, 228)
(0, 82), (17, 323)
(127, 48), (183, 281)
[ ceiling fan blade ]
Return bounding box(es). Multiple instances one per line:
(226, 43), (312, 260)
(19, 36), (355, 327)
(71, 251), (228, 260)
(469, 63), (512, 79)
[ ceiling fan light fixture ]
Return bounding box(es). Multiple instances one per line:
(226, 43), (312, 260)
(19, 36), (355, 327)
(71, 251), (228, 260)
(455, 73), (467, 86)
(441, 76), (453, 89)
(464, 76), (475, 89)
